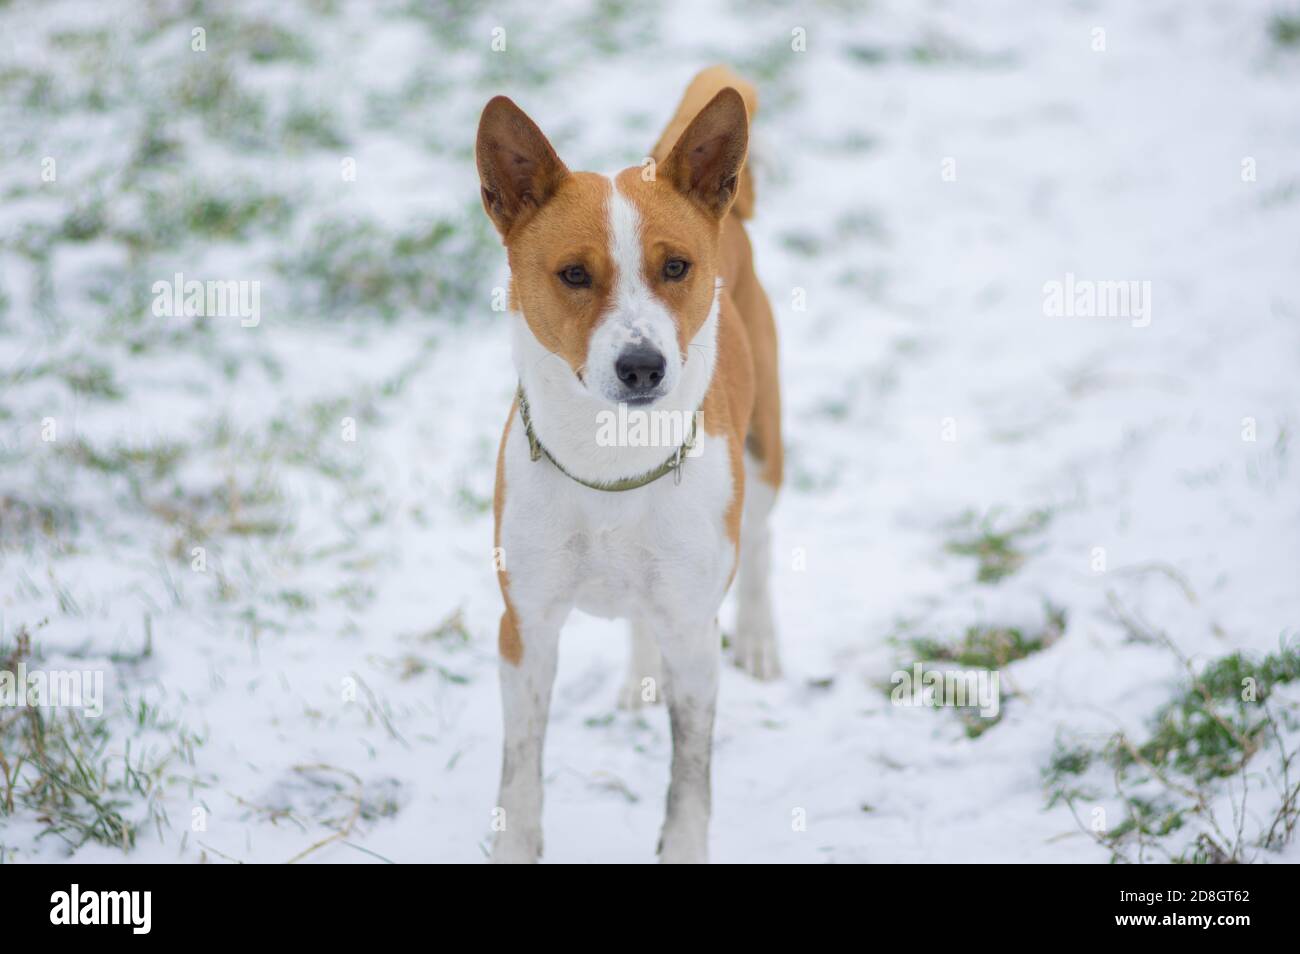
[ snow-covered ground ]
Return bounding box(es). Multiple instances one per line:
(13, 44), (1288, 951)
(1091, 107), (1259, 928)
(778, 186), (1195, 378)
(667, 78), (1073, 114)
(1, 0), (1297, 863)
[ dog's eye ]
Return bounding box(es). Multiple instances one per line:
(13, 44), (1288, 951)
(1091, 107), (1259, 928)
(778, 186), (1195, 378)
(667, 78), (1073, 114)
(663, 259), (690, 281)
(558, 265), (591, 288)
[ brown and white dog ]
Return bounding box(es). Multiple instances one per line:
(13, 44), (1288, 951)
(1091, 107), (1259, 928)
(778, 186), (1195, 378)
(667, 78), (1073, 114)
(477, 66), (782, 863)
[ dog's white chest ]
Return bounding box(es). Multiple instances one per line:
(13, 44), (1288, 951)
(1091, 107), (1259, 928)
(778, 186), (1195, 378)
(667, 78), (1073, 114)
(500, 421), (737, 626)
(567, 523), (658, 618)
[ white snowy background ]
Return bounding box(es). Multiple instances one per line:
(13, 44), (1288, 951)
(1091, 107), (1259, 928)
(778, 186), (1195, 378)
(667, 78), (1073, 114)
(1, 0), (1297, 863)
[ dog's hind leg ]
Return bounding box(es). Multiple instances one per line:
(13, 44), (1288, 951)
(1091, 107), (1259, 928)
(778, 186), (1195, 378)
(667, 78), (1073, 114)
(490, 610), (561, 863)
(618, 619), (664, 709)
(733, 452), (781, 680)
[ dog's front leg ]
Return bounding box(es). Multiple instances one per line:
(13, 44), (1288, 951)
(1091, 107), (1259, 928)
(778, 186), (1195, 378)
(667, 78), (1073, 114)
(655, 616), (721, 864)
(490, 610), (560, 864)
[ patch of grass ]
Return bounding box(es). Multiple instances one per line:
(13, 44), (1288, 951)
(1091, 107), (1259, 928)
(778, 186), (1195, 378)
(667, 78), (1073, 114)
(61, 438), (187, 480)
(1044, 739), (1094, 799)
(281, 101), (346, 149)
(64, 178), (295, 255)
(279, 213), (494, 321)
(0, 626), (202, 852)
(945, 508), (1051, 584)
(907, 602), (1067, 670)
(364, 67), (453, 128)
(258, 397), (375, 480)
(586, 0), (656, 56)
(16, 69), (57, 111)
(59, 199), (109, 243)
(277, 589), (315, 613)
(1269, 13), (1300, 47)
(778, 230), (823, 257)
(1119, 649), (1300, 785)
(890, 602), (1067, 738)
(905, 31), (1017, 69)
(390, 610), (474, 683)
(455, 484), (491, 516)
(956, 707), (1001, 739)
(128, 115), (183, 172)
(48, 27), (111, 52)
(330, 580), (375, 612)
(414, 608), (472, 646)
(1045, 640), (1300, 863)
(843, 34), (1017, 70)
(57, 438), (191, 519)
(169, 60), (269, 148)
(236, 19), (316, 64)
(886, 661), (1008, 739)
(396, 654), (470, 685)
(185, 192), (291, 239)
(241, 764), (401, 863)
(0, 495), (80, 549)
(151, 469), (289, 544)
(836, 210), (888, 243)
(56, 358), (124, 400)
(844, 43), (889, 66)
(1, 350), (123, 402)
(137, 184), (294, 245)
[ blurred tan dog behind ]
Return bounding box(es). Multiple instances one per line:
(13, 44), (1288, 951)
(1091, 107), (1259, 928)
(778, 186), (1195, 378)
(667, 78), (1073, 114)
(476, 66), (782, 863)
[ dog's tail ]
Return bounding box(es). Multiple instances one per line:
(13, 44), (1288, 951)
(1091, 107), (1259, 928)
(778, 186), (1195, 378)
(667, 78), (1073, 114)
(651, 65), (758, 220)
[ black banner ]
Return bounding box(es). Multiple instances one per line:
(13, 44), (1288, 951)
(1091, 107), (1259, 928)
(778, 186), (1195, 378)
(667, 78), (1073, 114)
(4, 863), (1279, 938)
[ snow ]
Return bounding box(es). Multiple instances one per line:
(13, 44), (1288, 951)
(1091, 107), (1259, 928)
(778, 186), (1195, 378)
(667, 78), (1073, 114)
(0, 0), (1297, 863)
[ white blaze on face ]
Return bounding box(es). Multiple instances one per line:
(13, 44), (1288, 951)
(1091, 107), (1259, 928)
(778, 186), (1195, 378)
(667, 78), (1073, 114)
(584, 180), (681, 403)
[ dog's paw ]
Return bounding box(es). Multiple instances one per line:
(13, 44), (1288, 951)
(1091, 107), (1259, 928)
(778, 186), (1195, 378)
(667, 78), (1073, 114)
(489, 829), (542, 864)
(657, 826), (709, 864)
(732, 625), (781, 681)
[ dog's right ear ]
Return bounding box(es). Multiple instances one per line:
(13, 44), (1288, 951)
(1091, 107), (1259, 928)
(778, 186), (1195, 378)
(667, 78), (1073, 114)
(476, 96), (569, 239)
(662, 87), (749, 221)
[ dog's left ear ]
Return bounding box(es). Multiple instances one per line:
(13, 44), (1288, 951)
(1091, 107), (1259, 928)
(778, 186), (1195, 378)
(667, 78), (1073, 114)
(476, 96), (569, 239)
(663, 87), (750, 220)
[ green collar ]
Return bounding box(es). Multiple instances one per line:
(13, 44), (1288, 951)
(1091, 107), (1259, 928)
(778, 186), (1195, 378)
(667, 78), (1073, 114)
(515, 385), (699, 492)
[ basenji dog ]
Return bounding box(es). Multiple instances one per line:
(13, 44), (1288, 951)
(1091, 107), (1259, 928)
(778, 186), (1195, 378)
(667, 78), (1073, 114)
(477, 66), (782, 864)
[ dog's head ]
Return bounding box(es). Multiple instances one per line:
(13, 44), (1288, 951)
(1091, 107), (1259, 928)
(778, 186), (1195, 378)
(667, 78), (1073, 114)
(476, 89), (748, 406)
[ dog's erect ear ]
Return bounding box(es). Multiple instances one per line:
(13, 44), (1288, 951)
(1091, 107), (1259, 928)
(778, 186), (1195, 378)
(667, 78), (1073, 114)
(476, 96), (569, 238)
(662, 87), (749, 220)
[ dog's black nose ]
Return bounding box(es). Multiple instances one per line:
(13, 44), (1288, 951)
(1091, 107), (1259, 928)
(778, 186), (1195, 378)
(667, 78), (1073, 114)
(615, 346), (666, 391)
